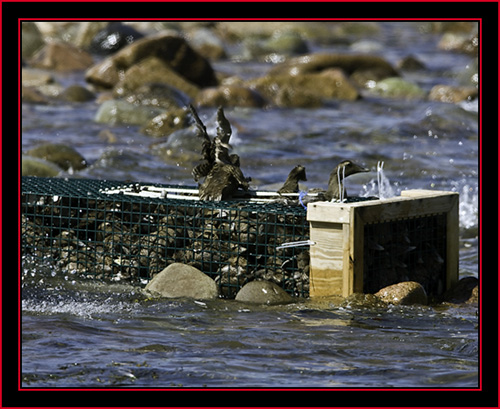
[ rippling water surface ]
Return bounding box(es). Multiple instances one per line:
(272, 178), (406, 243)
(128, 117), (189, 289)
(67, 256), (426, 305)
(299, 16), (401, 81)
(21, 22), (479, 388)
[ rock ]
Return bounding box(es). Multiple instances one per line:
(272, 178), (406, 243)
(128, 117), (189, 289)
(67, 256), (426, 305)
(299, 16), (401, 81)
(250, 68), (359, 107)
(26, 143), (87, 171)
(341, 293), (387, 308)
(269, 53), (399, 79)
(90, 22), (144, 55)
(188, 28), (227, 60)
(118, 82), (190, 109)
(145, 263), (219, 300)
(94, 99), (164, 126)
(195, 84), (266, 107)
(113, 56), (201, 99)
(371, 77), (426, 99)
(22, 85), (49, 104)
(241, 30), (309, 60)
(438, 32), (478, 55)
(375, 281), (428, 305)
(442, 276), (478, 304)
(397, 55), (426, 71)
(60, 84), (95, 102)
(21, 22), (45, 59)
(21, 68), (54, 87)
(29, 41), (94, 72)
(235, 280), (293, 305)
(428, 85), (478, 103)
(22, 155), (62, 177)
(141, 108), (190, 138)
(85, 31), (217, 91)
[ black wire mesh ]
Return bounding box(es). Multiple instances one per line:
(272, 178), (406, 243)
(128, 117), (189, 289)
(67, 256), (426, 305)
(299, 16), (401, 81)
(363, 214), (447, 297)
(21, 177), (310, 297)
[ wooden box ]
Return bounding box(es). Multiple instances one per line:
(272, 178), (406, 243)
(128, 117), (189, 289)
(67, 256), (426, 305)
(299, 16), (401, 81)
(306, 190), (459, 298)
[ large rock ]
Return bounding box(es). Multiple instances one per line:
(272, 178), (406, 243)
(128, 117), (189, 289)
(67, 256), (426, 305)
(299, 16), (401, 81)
(370, 77), (426, 99)
(145, 263), (219, 300)
(442, 276), (478, 304)
(26, 143), (87, 171)
(195, 84), (266, 107)
(21, 22), (45, 59)
(375, 281), (428, 306)
(85, 31), (217, 91)
(235, 280), (293, 305)
(250, 68), (359, 107)
(269, 53), (399, 79)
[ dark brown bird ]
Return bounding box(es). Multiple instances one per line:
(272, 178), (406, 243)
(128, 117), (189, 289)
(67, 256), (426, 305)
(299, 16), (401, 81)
(324, 160), (369, 201)
(277, 165), (307, 194)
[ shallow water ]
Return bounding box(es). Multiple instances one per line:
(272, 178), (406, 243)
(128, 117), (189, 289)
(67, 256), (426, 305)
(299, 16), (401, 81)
(21, 22), (479, 388)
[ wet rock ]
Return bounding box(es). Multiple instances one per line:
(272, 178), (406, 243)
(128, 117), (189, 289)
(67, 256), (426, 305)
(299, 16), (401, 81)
(60, 84), (95, 102)
(241, 30), (309, 60)
(85, 31), (217, 91)
(341, 292), (387, 308)
(29, 41), (94, 72)
(187, 27), (227, 60)
(94, 99), (164, 126)
(370, 77), (426, 99)
(235, 280), (293, 305)
(442, 276), (478, 304)
(141, 108), (190, 138)
(195, 84), (266, 107)
(26, 143), (87, 171)
(145, 263), (219, 300)
(21, 68), (54, 87)
(269, 53), (399, 80)
(397, 55), (426, 71)
(250, 68), (359, 107)
(22, 85), (49, 104)
(119, 83), (190, 110)
(428, 85), (478, 104)
(90, 22), (144, 55)
(113, 56), (201, 99)
(438, 32), (478, 55)
(22, 155), (62, 177)
(375, 281), (428, 305)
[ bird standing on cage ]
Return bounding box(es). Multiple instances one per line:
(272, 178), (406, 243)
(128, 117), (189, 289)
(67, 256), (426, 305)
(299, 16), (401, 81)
(190, 104), (250, 201)
(277, 165), (307, 195)
(324, 159), (369, 201)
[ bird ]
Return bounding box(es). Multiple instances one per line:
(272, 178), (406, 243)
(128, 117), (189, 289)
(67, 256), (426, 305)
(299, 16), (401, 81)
(324, 159), (369, 201)
(277, 165), (307, 194)
(189, 105), (250, 201)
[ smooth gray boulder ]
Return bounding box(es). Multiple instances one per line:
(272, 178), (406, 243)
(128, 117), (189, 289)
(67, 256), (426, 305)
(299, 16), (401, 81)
(145, 263), (219, 300)
(235, 280), (293, 305)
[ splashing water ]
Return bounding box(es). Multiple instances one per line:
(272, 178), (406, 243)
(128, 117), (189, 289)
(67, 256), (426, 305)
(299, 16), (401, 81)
(376, 161), (395, 199)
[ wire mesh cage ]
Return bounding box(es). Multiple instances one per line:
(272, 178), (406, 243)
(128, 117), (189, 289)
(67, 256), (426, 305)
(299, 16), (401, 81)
(21, 176), (310, 297)
(363, 214), (447, 296)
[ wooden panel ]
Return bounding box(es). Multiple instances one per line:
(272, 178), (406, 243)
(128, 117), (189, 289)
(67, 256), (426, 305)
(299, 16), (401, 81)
(445, 193), (459, 290)
(309, 221), (346, 297)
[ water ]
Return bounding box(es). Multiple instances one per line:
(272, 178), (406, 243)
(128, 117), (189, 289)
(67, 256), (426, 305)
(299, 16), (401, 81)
(21, 22), (479, 388)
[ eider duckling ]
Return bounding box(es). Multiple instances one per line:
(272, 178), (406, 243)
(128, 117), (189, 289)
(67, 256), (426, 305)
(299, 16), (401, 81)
(277, 165), (307, 195)
(324, 159), (369, 201)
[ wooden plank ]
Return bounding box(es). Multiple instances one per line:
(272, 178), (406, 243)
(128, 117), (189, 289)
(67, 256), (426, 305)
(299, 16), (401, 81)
(309, 221), (345, 297)
(306, 201), (351, 223)
(349, 208), (365, 295)
(445, 193), (460, 290)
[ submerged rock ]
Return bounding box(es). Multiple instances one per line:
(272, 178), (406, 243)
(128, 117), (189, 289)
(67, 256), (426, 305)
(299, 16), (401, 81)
(374, 281), (428, 305)
(235, 280), (293, 305)
(145, 263), (219, 300)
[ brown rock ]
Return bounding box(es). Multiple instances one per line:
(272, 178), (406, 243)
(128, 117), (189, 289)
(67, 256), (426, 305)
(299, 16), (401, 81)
(86, 31), (217, 91)
(375, 281), (428, 305)
(429, 85), (478, 103)
(442, 276), (478, 304)
(195, 84), (266, 107)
